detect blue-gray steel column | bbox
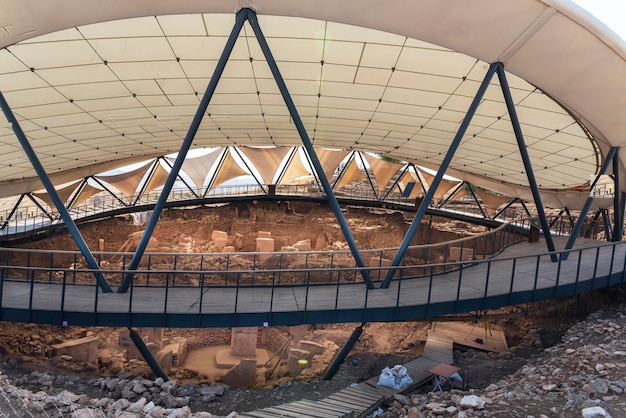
[246,9,373,288]
[0,91,113,293]
[129,329,168,381]
[613,148,623,241]
[380,63,498,288]
[118,10,247,293]
[496,63,557,262]
[561,149,617,259]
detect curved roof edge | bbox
[2,0,625,206]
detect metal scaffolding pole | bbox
[246,8,373,288]
[380,62,498,289]
[118,9,247,293]
[0,90,112,293]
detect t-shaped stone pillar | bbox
[230,327,258,358]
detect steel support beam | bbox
[133,159,160,206]
[357,152,379,199]
[562,147,618,259]
[274,147,298,185]
[246,9,373,288]
[380,62,498,288]
[331,152,356,189]
[0,194,25,230]
[322,323,364,380]
[118,9,247,293]
[203,149,229,197]
[496,63,557,262]
[383,164,410,200]
[91,176,128,207]
[467,184,488,218]
[232,147,267,193]
[128,329,168,381]
[0,90,112,293]
[162,158,199,198]
[25,193,55,222]
[613,149,623,241]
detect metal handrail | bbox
[0,239,623,325]
[0,183,595,240]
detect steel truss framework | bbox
[0,8,623,295]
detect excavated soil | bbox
[0,200,621,416]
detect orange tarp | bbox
[70,183,105,209]
[362,154,404,194]
[32,181,81,211]
[97,161,153,203]
[166,148,222,192]
[474,188,512,216]
[210,151,248,189]
[278,152,312,185]
[142,163,170,196]
[314,148,350,180]
[335,157,365,189]
[239,146,290,185]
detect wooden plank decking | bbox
[0,238,623,330]
[238,324,508,417]
[239,332,455,418]
[430,322,509,353]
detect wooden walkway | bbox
[0,237,624,328]
[238,323,510,417]
[239,333,455,418]
[430,321,509,353]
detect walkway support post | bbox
[128,329,168,381]
[0,91,112,293]
[118,10,247,293]
[496,63,557,262]
[246,9,373,288]
[322,323,364,380]
[380,62,498,289]
[562,147,618,259]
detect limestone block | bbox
[51,336,99,363]
[230,327,258,358]
[223,359,257,389]
[449,247,474,262]
[215,237,227,252]
[223,246,235,253]
[287,348,311,376]
[98,239,105,252]
[290,325,308,346]
[143,328,164,350]
[118,330,142,360]
[369,256,396,280]
[257,231,272,239]
[297,340,326,355]
[314,232,329,250]
[211,230,228,241]
[256,238,274,262]
[280,246,298,252]
[293,239,311,251]
[235,233,245,250]
[156,347,174,374]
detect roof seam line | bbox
[496,7,556,64]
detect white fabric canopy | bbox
[0,0,624,210]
